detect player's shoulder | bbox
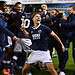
[10,11,17,18]
[41,24,52,32]
[10,11,17,15]
[41,24,50,29]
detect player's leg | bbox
[22,51,40,75]
[41,50,58,75]
[22,63,31,75]
[57,38,69,75]
[46,63,58,75]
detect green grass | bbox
[32,42,75,75]
[65,42,75,70]
[52,42,75,75]
[53,42,75,68]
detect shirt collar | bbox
[32,24,41,29]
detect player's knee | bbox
[22,67,28,73]
[48,68,58,75]
[22,64,30,74]
[22,67,28,75]
[49,67,56,72]
[47,65,56,73]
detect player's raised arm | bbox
[50,31,65,52]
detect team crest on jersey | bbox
[31,31,33,34]
[38,30,42,33]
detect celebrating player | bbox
[22,12,65,75]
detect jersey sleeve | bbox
[45,26,52,35]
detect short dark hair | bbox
[69,6,75,11]
[0,1,6,11]
[0,1,6,4]
[14,2,22,7]
[53,9,59,13]
[0,1,6,6]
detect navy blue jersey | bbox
[9,11,31,38]
[29,25,52,51]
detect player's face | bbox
[4,6,10,13]
[71,8,75,14]
[15,4,22,12]
[68,7,73,14]
[33,14,41,26]
[50,10,57,16]
[41,4,48,11]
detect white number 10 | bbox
[21,16,30,28]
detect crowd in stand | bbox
[0,1,75,75]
